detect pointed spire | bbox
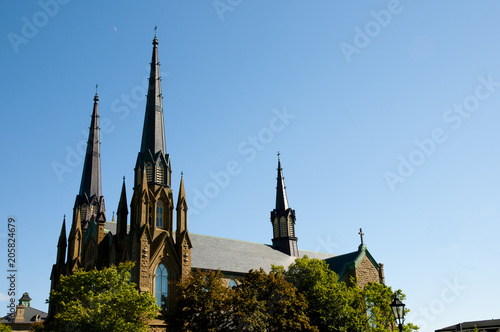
[275,152,289,211]
[57,217,67,265]
[176,172,191,265]
[79,92,102,200]
[67,206,82,270]
[176,173,188,233]
[118,176,128,214]
[177,172,186,209]
[58,216,67,249]
[117,176,128,240]
[140,30,166,157]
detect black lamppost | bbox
[389,293,405,332]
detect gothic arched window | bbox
[156,201,164,228]
[155,264,168,310]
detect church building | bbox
[49,33,385,330]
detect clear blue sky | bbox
[2,1,500,330]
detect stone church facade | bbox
[49,34,385,330]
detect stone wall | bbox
[355,255,380,289]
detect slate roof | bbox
[104,222,336,273]
[435,319,500,331]
[190,233,335,274]
[325,251,360,274]
[19,293,31,302]
[103,222,372,277]
[1,307,47,324]
[324,244,380,280]
[104,221,121,234]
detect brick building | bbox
[1,293,47,332]
[49,33,385,331]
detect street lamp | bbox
[389,293,405,332]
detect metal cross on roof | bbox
[358,228,364,245]
[154,25,157,36]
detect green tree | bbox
[278,256,365,331]
[173,269,235,331]
[30,322,46,332]
[279,256,419,332]
[0,323,12,332]
[174,268,317,331]
[47,261,159,332]
[361,282,418,332]
[234,268,317,332]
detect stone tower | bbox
[128,33,191,311]
[49,90,107,317]
[50,34,191,323]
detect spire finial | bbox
[358,228,364,245]
[94,84,99,101]
[123,176,125,181]
[181,171,183,178]
[152,26,159,45]
[277,151,280,160]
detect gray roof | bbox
[191,233,335,274]
[103,222,338,274]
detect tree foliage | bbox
[278,256,366,331]
[234,268,317,331]
[360,282,418,331]
[173,269,234,331]
[30,322,45,332]
[173,268,317,331]
[174,257,418,331]
[280,256,419,332]
[0,323,12,332]
[47,262,159,332]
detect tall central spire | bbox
[79,92,102,199]
[140,33,166,157]
[135,31,171,189]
